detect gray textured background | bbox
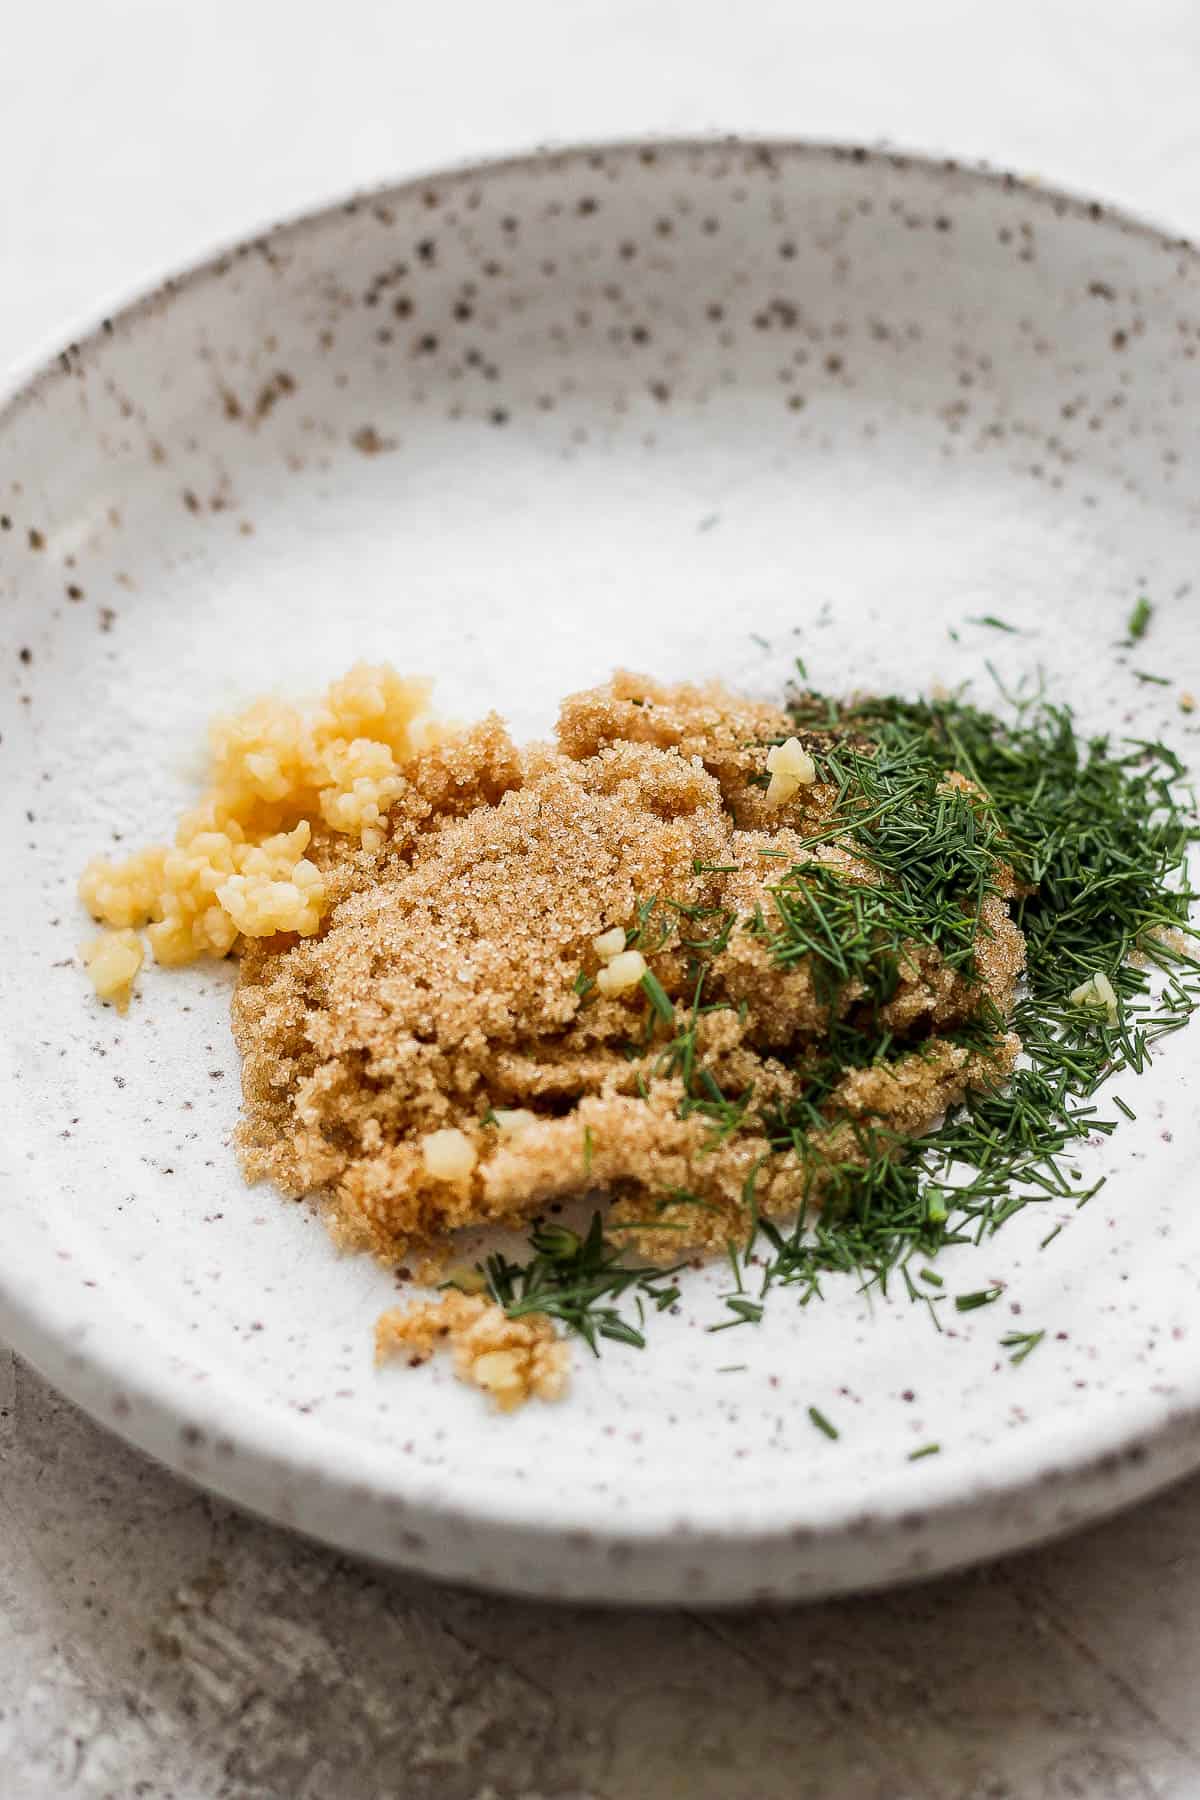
[5,1350,1200,1797]
[6,2,1200,1793]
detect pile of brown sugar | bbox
[232,668,1025,1284]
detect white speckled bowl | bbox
[2,140,1199,1605]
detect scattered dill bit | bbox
[1001,1328,1046,1365]
[1134,670,1170,686]
[968,614,1020,633]
[1039,1224,1064,1249]
[955,1287,1003,1313]
[582,1125,594,1177]
[808,1405,840,1440]
[717,1364,748,1373]
[750,633,771,650]
[573,968,594,998]
[1113,1095,1136,1120]
[919,1268,944,1287]
[908,1443,941,1461]
[795,654,808,681]
[1127,596,1153,641]
[709,1295,765,1332]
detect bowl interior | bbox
[2,141,1199,1601]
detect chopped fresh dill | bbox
[808,1405,840,1440]
[1128,597,1153,642]
[485,669,1197,1359]
[908,1442,941,1461]
[1134,670,1171,686]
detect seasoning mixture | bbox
[80,656,1198,1412]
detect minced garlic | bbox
[375,1290,570,1411]
[595,948,648,995]
[79,663,437,1006]
[493,1109,538,1136]
[764,736,816,807]
[592,926,627,961]
[421,1128,479,1183]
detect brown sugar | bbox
[231,669,1025,1272]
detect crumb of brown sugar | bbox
[376,1290,570,1410]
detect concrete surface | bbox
[5,1350,1200,1798]
[7,2,1200,1794]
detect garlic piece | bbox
[471,1349,526,1409]
[592,926,627,961]
[421,1127,478,1182]
[596,949,648,996]
[763,736,816,807]
[493,1108,538,1136]
[1069,971,1119,1025]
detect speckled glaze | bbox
[2,139,1198,1606]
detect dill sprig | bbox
[1001,1327,1046,1365]
[478,1213,684,1354]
